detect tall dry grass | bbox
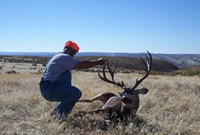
[0,71,200,134]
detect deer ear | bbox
[136,88,149,94]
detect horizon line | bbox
[0,51,200,55]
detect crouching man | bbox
[39,41,107,121]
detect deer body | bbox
[78,88,149,119]
[77,51,152,120]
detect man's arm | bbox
[73,58,107,69]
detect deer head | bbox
[98,51,152,110]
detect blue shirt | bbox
[42,53,79,82]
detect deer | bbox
[76,51,152,120]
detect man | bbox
[39,40,107,121]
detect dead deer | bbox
[77,51,152,120]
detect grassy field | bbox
[0,62,200,134]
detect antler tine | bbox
[146,51,152,70]
[121,81,126,88]
[148,51,152,70]
[140,57,147,71]
[107,60,118,81]
[132,51,152,90]
[98,63,110,82]
[98,61,125,88]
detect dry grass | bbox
[0,64,200,134]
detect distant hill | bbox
[0,52,200,68]
[0,55,178,72]
[152,54,200,68]
[75,56,179,72]
[0,52,56,57]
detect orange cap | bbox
[64,41,79,52]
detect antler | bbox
[98,60,126,88]
[98,51,152,91]
[132,51,152,90]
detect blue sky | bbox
[0,0,200,54]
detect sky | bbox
[0,0,200,54]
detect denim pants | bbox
[39,71,82,119]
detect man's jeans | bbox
[39,71,82,119]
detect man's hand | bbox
[97,58,108,65]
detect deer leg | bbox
[78,92,116,105]
[77,94,105,103]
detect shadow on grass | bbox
[57,114,164,134]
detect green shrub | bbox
[183,69,200,76]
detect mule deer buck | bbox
[77,51,152,120]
